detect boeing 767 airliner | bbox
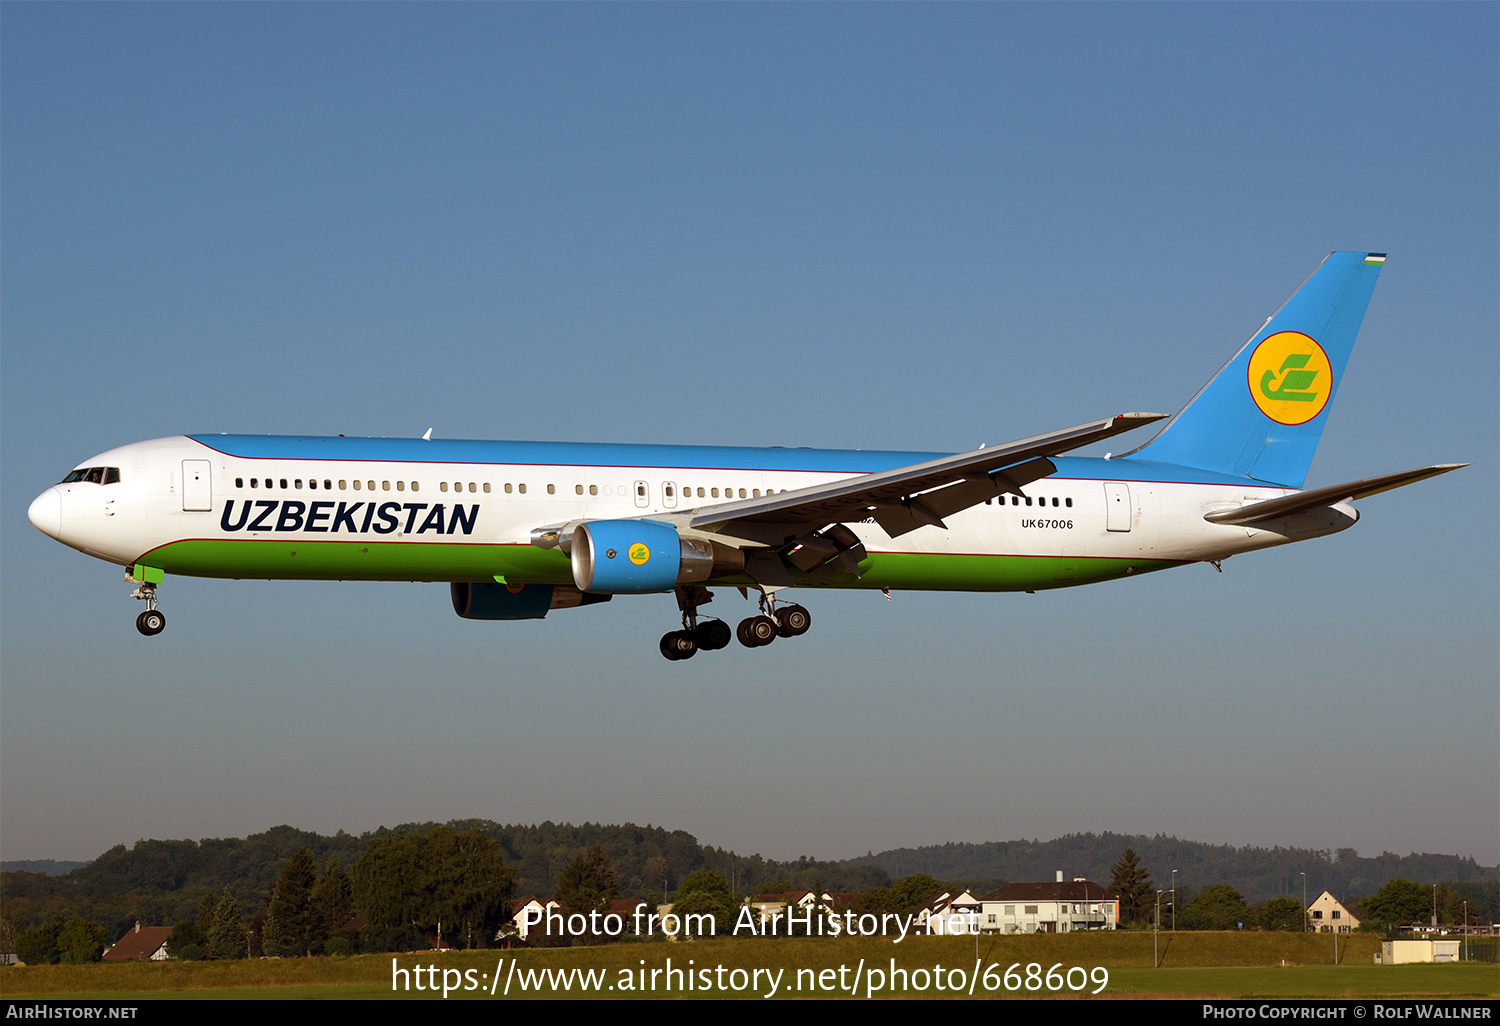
[28,252,1464,658]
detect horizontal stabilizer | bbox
[1204,464,1467,526]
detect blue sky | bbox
[3,4,1496,869]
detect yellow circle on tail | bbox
[1247,331,1331,425]
[628,543,650,565]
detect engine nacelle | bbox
[570,519,745,594]
[450,582,613,619]
[451,581,554,619]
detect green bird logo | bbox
[1259,354,1320,403]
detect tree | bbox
[353,825,514,949]
[15,918,63,965]
[56,917,107,964]
[207,888,248,959]
[890,874,947,912]
[666,870,738,938]
[311,855,353,941]
[1361,878,1431,929]
[1260,896,1307,932]
[1181,885,1252,931]
[265,848,319,956]
[166,917,206,958]
[1109,849,1156,925]
[554,846,618,920]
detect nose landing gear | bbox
[128,570,165,636]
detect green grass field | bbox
[4,933,1497,1000]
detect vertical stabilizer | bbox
[1126,251,1385,488]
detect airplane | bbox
[28,251,1464,659]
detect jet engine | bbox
[450,581,611,619]
[569,519,744,594]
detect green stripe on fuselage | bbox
[142,539,1182,591]
[141,539,576,583]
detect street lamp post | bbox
[1171,869,1177,931]
[1154,890,1163,968]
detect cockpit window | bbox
[60,467,121,485]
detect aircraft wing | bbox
[1203,464,1468,526]
[689,412,1167,541]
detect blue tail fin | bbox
[1126,251,1386,488]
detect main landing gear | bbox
[129,572,165,636]
[660,587,810,660]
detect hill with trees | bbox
[840,832,1496,907]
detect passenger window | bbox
[339,480,347,490]
[396,481,405,492]
[547,484,555,494]
[482,482,490,493]
[383,481,391,491]
[410,481,419,492]
[353,480,361,490]
[589,485,598,496]
[440,482,448,492]
[519,484,527,494]
[236,478,244,488]
[575,485,584,495]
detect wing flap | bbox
[690,412,1165,533]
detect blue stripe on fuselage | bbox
[188,435,942,474]
[187,436,1262,489]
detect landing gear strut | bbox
[660,586,733,661]
[735,591,811,649]
[130,576,165,636]
[659,586,810,660]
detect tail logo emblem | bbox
[1248,331,1331,425]
[629,542,651,565]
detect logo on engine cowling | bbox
[629,543,650,565]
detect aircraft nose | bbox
[28,487,61,540]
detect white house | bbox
[1307,890,1359,933]
[978,873,1118,933]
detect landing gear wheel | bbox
[659,630,697,661]
[777,604,811,638]
[739,616,777,647]
[694,619,732,651]
[136,610,166,636]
